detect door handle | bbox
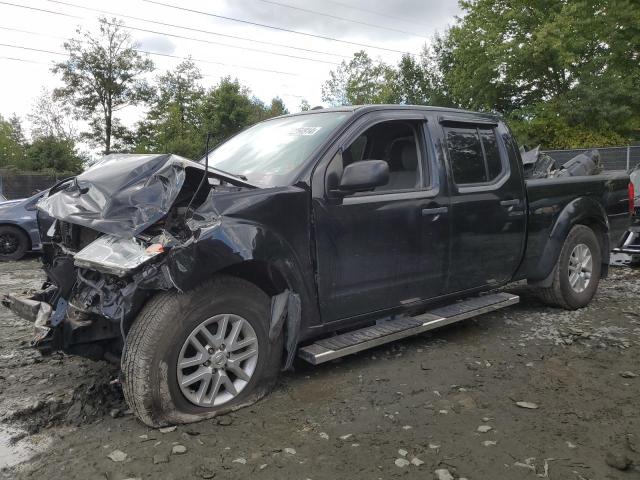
[500,199,520,207]
[421,206,448,216]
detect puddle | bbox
[0,425,48,470]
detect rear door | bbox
[311,111,450,323]
[431,116,526,292]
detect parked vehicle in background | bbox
[614,163,640,264]
[0,192,44,261]
[1,106,632,427]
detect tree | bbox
[135,59,205,158]
[134,72,290,157]
[321,51,398,106]
[267,97,288,117]
[0,114,26,170]
[321,49,453,108]
[299,99,311,111]
[28,89,77,141]
[25,136,84,174]
[199,77,283,147]
[8,114,26,147]
[0,113,83,173]
[53,17,154,154]
[434,0,640,146]
[393,52,452,106]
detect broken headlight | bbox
[74,235,164,276]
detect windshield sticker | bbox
[289,126,322,136]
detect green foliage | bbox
[321,50,452,108]
[200,77,264,146]
[299,99,311,111]
[436,0,640,147]
[322,51,399,106]
[28,89,77,141]
[134,59,205,158]
[24,136,84,174]
[321,2,639,149]
[134,66,290,158]
[52,17,154,154]
[0,114,83,174]
[0,114,26,170]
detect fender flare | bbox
[528,197,610,287]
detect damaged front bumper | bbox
[1,293,53,345]
[1,238,176,357]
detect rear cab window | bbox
[444,125,504,186]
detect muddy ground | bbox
[0,257,639,480]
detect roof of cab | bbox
[281,104,501,120]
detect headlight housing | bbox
[74,235,164,276]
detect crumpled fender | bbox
[528,196,610,284]
[161,186,319,340]
[166,218,308,297]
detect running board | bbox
[298,292,519,365]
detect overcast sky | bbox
[0,0,461,137]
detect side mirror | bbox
[335,160,389,194]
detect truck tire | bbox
[0,225,29,261]
[537,225,601,310]
[122,276,283,427]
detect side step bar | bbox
[298,292,519,365]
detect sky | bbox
[0,0,461,139]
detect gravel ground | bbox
[1,257,639,480]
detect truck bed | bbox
[517,171,630,281]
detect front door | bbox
[312,114,450,323]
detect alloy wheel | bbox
[568,243,593,293]
[177,314,259,407]
[0,233,19,255]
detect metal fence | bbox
[0,171,60,199]
[542,146,640,172]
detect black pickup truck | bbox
[2,105,631,427]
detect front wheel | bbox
[0,225,29,261]
[536,225,602,310]
[122,276,283,427]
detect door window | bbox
[445,126,503,185]
[343,121,423,192]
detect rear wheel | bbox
[537,225,601,309]
[122,276,283,427]
[0,226,29,261]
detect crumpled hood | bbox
[37,153,190,238]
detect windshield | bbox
[200,111,350,187]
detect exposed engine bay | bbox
[2,153,255,360]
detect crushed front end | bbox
[1,153,252,360]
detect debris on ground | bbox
[107,450,127,462]
[171,445,187,455]
[1,260,639,479]
[434,468,455,480]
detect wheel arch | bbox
[218,259,290,297]
[528,197,610,287]
[153,221,317,367]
